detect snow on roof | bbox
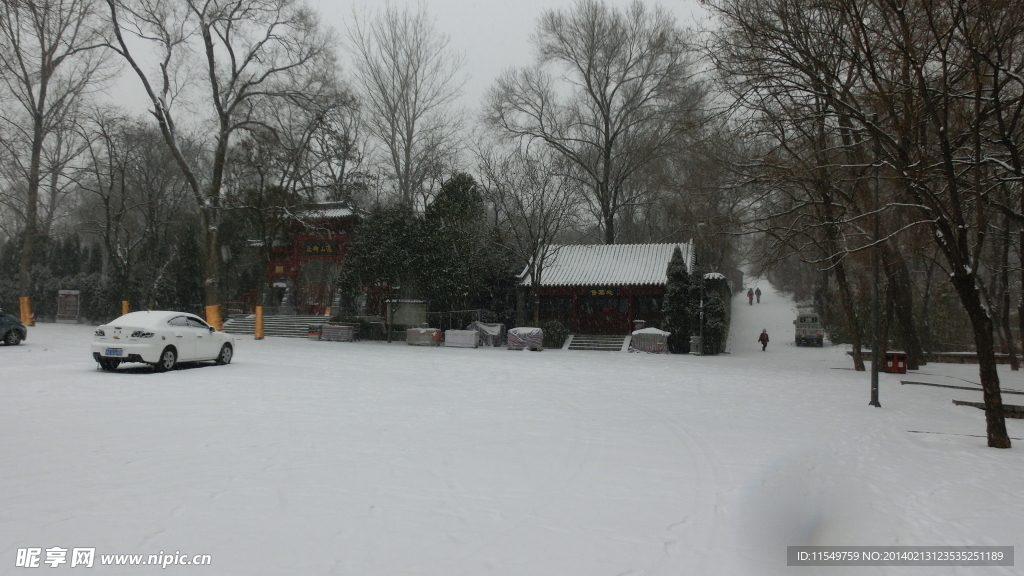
[245,239,286,248]
[523,242,693,287]
[104,311,186,327]
[303,202,354,220]
[633,327,671,336]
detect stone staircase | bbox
[566,334,631,352]
[223,314,330,339]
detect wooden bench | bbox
[952,400,1024,418]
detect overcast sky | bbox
[312,0,710,112]
[111,0,710,117]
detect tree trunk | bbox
[204,123,229,316]
[18,109,45,324]
[834,258,866,371]
[880,279,895,363]
[882,244,925,369]
[951,273,1011,448]
[603,212,615,245]
[385,293,393,343]
[202,207,220,307]
[1020,227,1024,372]
[998,221,1018,370]
[1019,203,1024,374]
[922,257,936,356]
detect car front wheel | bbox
[4,330,22,345]
[215,343,233,365]
[154,347,177,372]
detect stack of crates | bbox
[321,324,355,342]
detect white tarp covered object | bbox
[632,327,671,336]
[508,327,543,351]
[444,330,478,348]
[631,327,670,354]
[467,321,505,347]
[406,327,441,346]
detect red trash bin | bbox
[884,352,907,374]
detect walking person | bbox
[747,288,754,305]
[758,329,769,351]
[755,287,762,303]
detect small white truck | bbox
[793,310,824,347]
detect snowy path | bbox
[2,287,1023,575]
[726,279,801,355]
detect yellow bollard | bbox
[255,306,264,340]
[19,296,34,326]
[121,300,129,315]
[205,304,223,331]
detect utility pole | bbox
[870,114,881,407]
[696,221,706,356]
[698,273,704,356]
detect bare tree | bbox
[223,82,360,309]
[0,0,111,323]
[255,85,362,202]
[105,0,337,327]
[300,93,367,205]
[0,110,88,245]
[477,142,579,324]
[486,0,704,244]
[77,108,194,306]
[78,110,145,299]
[345,2,465,207]
[707,0,1016,448]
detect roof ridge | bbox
[550,242,688,246]
[525,241,693,287]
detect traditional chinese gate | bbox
[577,288,630,334]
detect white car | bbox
[92,311,235,372]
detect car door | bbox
[168,315,197,360]
[188,317,220,360]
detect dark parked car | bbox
[1,311,27,345]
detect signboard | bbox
[587,288,616,297]
[303,241,338,256]
[57,290,80,323]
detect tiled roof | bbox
[522,243,693,287]
[303,202,354,220]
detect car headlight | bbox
[94,329,105,337]
[130,330,154,338]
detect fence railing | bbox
[425,309,482,332]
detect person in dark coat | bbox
[755,287,762,303]
[758,329,769,351]
[747,288,754,305]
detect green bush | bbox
[540,320,568,349]
[662,246,693,353]
[701,292,727,355]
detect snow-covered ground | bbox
[2,284,1023,575]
